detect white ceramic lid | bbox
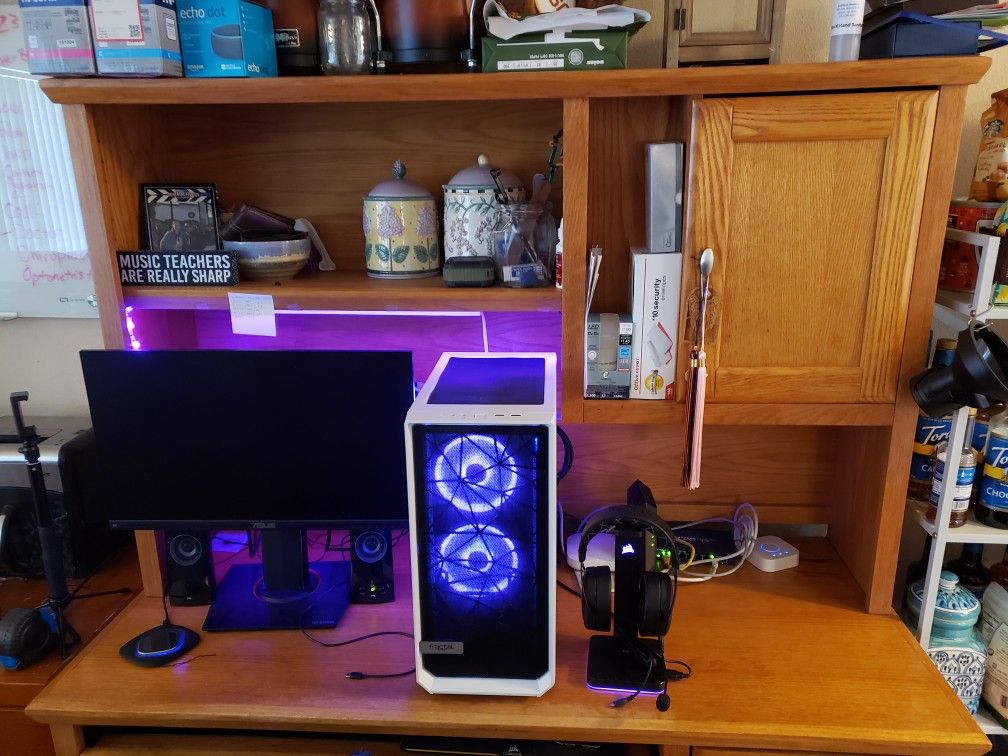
[368,160,432,199]
[446,154,522,190]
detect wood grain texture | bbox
[580,401,894,426]
[558,424,835,517]
[829,426,893,610]
[154,100,562,274]
[26,539,989,755]
[863,85,972,614]
[85,733,405,755]
[561,98,589,424]
[586,96,689,314]
[0,707,58,756]
[39,58,991,106]
[859,91,937,401]
[682,92,935,405]
[123,272,560,313]
[51,724,85,756]
[61,106,126,349]
[133,531,162,599]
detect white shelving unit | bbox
[913,227,1008,737]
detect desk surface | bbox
[0,547,141,709]
[26,538,989,755]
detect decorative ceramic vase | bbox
[906,570,988,714]
[443,154,525,261]
[363,160,440,278]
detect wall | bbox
[0,318,102,416]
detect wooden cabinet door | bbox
[681,91,938,404]
[680,0,775,48]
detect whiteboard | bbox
[0,5,95,319]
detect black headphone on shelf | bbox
[577,494,683,712]
[577,504,678,637]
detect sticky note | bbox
[228,293,276,337]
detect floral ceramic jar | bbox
[363,160,440,278]
[906,570,988,714]
[443,154,525,260]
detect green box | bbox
[482,30,628,73]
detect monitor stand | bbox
[203,530,350,632]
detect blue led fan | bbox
[433,434,520,514]
[424,432,538,605]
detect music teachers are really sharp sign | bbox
[117,251,238,286]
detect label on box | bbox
[985,623,1008,721]
[91,0,144,42]
[630,249,681,399]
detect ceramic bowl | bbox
[224,232,310,282]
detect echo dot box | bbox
[176,0,277,77]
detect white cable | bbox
[672,503,758,583]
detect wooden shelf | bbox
[39,58,989,106]
[581,400,895,426]
[121,271,561,313]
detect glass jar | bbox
[926,408,979,527]
[492,202,553,288]
[905,571,987,714]
[318,0,375,75]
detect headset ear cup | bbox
[638,571,673,637]
[581,566,612,632]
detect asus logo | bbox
[252,522,276,529]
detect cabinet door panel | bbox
[680,0,773,48]
[682,91,937,404]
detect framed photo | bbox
[142,184,221,252]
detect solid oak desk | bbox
[26,539,990,755]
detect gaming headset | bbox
[576,499,682,711]
[0,607,56,670]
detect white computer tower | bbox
[404,352,556,696]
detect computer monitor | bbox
[80,349,414,631]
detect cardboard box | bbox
[20,0,98,76]
[90,0,183,76]
[630,249,681,400]
[585,313,632,399]
[482,30,628,72]
[177,0,277,78]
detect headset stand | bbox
[586,635,666,694]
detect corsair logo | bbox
[252,522,276,529]
[621,544,635,555]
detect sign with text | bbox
[117,250,238,286]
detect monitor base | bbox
[203,560,350,632]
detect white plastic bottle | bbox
[829,0,867,61]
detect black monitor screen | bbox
[80,350,413,530]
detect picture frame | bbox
[141,183,221,252]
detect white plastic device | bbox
[747,536,799,572]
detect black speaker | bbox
[350,529,393,604]
[160,531,216,606]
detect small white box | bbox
[629,248,681,399]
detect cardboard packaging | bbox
[20,0,98,75]
[939,199,1000,293]
[630,249,681,400]
[482,30,628,72]
[585,312,632,399]
[177,0,277,78]
[90,0,183,76]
